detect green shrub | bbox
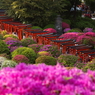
[1,60,17,68]
[3,34,18,39]
[82,63,95,72]
[82,38,92,46]
[31,26,43,30]
[0,34,4,40]
[62,19,71,25]
[11,47,37,63]
[44,24,55,29]
[37,51,51,57]
[0,40,10,54]
[67,29,81,33]
[72,28,82,32]
[28,44,43,53]
[12,55,29,63]
[21,38,37,47]
[75,62,85,69]
[58,54,79,67]
[82,58,95,72]
[0,30,7,36]
[35,55,57,65]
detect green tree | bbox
[84,0,95,12]
[0,0,67,27]
[63,0,81,19]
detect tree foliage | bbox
[84,0,95,12]
[0,0,67,27]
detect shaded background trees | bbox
[0,0,95,29]
[0,0,66,27]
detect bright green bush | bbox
[3,34,18,39]
[0,30,7,36]
[11,47,37,63]
[67,29,81,33]
[72,28,82,32]
[0,34,4,40]
[21,38,37,47]
[31,26,43,30]
[44,24,55,29]
[82,63,95,72]
[35,55,57,65]
[82,59,95,72]
[37,51,51,57]
[0,40,10,54]
[58,54,79,67]
[75,62,85,69]
[1,60,17,68]
[12,55,29,63]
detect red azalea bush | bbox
[12,55,29,63]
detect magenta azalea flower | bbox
[59,32,79,40]
[64,28,71,32]
[0,63,95,94]
[84,32,95,37]
[43,28,57,33]
[76,35,92,43]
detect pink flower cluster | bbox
[76,32,95,43]
[59,32,79,40]
[43,28,57,33]
[0,63,95,94]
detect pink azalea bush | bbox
[4,37,18,42]
[0,63,95,94]
[76,35,92,43]
[43,28,57,33]
[59,32,80,40]
[62,22,70,28]
[84,32,95,37]
[76,32,95,46]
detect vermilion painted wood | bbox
[52,39,74,49]
[79,50,95,62]
[61,42,77,54]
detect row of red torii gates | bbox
[0,10,95,63]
